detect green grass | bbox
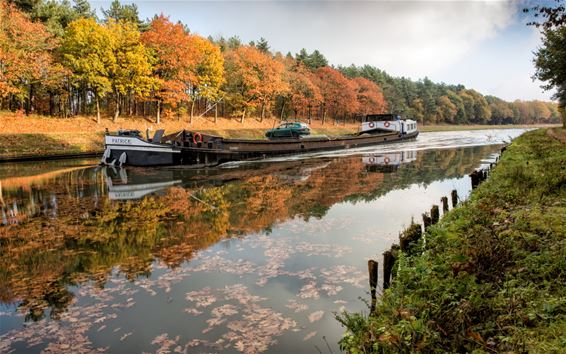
[337,128,566,353]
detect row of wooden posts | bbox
[367,189,459,312]
[367,147,505,312]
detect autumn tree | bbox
[352,77,387,116]
[60,18,113,123]
[0,1,60,114]
[107,20,155,121]
[223,46,288,122]
[142,15,193,123]
[188,34,224,122]
[141,16,224,123]
[314,66,358,124]
[287,63,322,122]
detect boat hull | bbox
[104,131,419,167]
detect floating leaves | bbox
[298,282,320,300]
[184,284,297,354]
[185,288,217,308]
[308,310,325,323]
[285,300,309,313]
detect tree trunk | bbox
[25,84,34,115]
[82,88,87,116]
[96,94,101,124]
[113,92,120,122]
[49,92,54,116]
[190,100,195,124]
[156,100,161,124]
[215,104,218,123]
[241,108,246,124]
[308,106,311,124]
[322,107,326,126]
[560,106,566,129]
[279,100,285,121]
[261,103,265,122]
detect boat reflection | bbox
[363,151,417,173]
[104,167,182,200]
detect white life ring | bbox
[369,157,375,163]
[369,122,375,128]
[384,157,390,164]
[384,121,391,128]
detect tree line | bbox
[0,0,560,126]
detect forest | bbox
[0,0,560,126]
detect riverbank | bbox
[337,128,566,352]
[0,112,557,161]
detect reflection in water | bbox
[362,150,417,173]
[0,137,511,353]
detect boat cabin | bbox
[360,114,418,135]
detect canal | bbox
[0,129,525,353]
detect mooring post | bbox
[382,249,395,290]
[368,260,378,313]
[422,212,431,230]
[451,189,458,208]
[470,170,479,189]
[400,223,422,253]
[441,196,449,214]
[431,205,440,225]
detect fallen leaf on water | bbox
[308,311,324,323]
[303,331,317,341]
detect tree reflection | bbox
[0,145,500,320]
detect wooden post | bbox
[368,260,378,313]
[383,246,398,290]
[470,170,479,189]
[431,205,439,225]
[399,223,422,253]
[422,212,431,230]
[441,196,449,214]
[451,189,458,208]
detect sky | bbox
[92,0,554,102]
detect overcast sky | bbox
[91,0,554,102]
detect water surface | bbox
[0,129,525,353]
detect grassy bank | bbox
[0,112,557,160]
[338,128,566,353]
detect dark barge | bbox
[101,114,419,167]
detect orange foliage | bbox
[314,67,358,119]
[141,15,196,106]
[0,2,59,98]
[352,77,388,115]
[287,63,322,119]
[224,46,288,119]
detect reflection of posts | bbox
[368,260,378,313]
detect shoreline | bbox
[0,113,558,163]
[338,128,566,352]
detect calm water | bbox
[0,129,525,353]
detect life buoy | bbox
[384,157,390,164]
[193,132,203,144]
[368,122,375,128]
[384,121,391,128]
[369,157,375,163]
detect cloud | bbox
[150,1,516,79]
